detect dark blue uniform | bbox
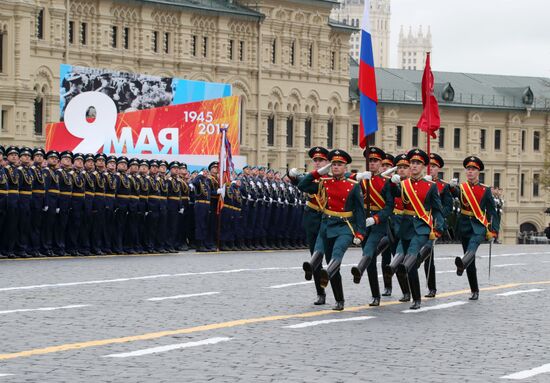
[103,170,117,253]
[55,167,73,255]
[42,166,59,256]
[113,170,131,254]
[0,166,8,257]
[30,165,46,256]
[5,164,20,257]
[192,173,211,252]
[125,173,140,253]
[67,170,85,256]
[17,165,33,256]
[166,174,182,252]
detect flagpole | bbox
[426,52,432,176]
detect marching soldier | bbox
[17,147,34,258]
[391,149,444,310]
[380,152,395,295]
[351,147,394,307]
[4,146,20,258]
[113,156,130,254]
[453,156,500,300]
[30,148,46,257]
[423,153,454,297]
[67,153,86,256]
[55,151,74,256]
[289,146,330,305]
[299,149,366,311]
[42,150,60,257]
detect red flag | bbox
[417,52,440,139]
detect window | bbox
[480,129,486,150]
[69,21,74,44]
[163,32,169,54]
[1,109,7,131]
[239,40,244,61]
[286,116,294,147]
[453,128,461,149]
[267,116,275,146]
[37,9,44,39]
[308,44,313,67]
[202,36,208,57]
[396,125,402,147]
[327,119,334,148]
[111,26,118,48]
[290,41,295,66]
[228,39,234,60]
[123,27,129,50]
[330,51,335,70]
[534,131,540,151]
[438,127,445,148]
[453,172,460,181]
[0,33,4,73]
[533,174,540,197]
[304,118,312,148]
[271,39,276,64]
[367,133,375,146]
[521,130,526,151]
[80,23,87,45]
[520,173,525,197]
[479,173,485,184]
[495,129,501,150]
[191,35,196,56]
[34,97,43,135]
[152,31,158,52]
[412,126,419,147]
[352,124,359,146]
[494,172,500,188]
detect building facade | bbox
[0,0,549,243]
[329,0,390,67]
[398,25,432,70]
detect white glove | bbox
[218,188,225,198]
[199,171,205,177]
[391,174,401,184]
[256,181,261,187]
[249,181,254,187]
[42,206,49,212]
[381,166,398,177]
[217,188,223,194]
[450,178,458,187]
[424,175,432,182]
[145,211,149,217]
[317,163,331,176]
[353,237,362,245]
[289,168,301,178]
[55,208,60,214]
[269,197,273,203]
[247,196,254,201]
[277,198,282,203]
[366,217,376,227]
[179,208,184,214]
[189,184,195,190]
[356,171,372,181]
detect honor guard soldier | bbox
[4,146,21,258]
[453,156,500,300]
[158,160,169,252]
[137,160,150,253]
[113,156,130,254]
[423,153,454,297]
[0,146,7,258]
[192,168,212,252]
[30,148,46,257]
[299,149,366,311]
[178,163,190,251]
[103,155,118,254]
[147,160,163,253]
[92,153,107,255]
[351,147,394,307]
[166,161,182,253]
[391,149,445,310]
[380,152,395,294]
[289,146,330,305]
[207,161,220,250]
[81,154,97,256]
[17,147,34,257]
[126,158,141,254]
[42,150,60,257]
[66,153,85,256]
[55,151,74,256]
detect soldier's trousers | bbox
[245,202,256,240]
[207,201,218,247]
[460,232,484,293]
[306,228,324,297]
[424,249,437,291]
[194,203,210,241]
[67,202,84,253]
[54,211,70,253]
[125,210,139,252]
[113,207,128,253]
[146,209,160,251]
[17,203,31,254]
[396,234,429,302]
[92,209,105,253]
[41,209,56,252]
[166,209,179,250]
[30,207,43,253]
[158,207,168,250]
[103,208,114,252]
[362,229,386,299]
[79,208,93,253]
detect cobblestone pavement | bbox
[1,244,550,382]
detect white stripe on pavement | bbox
[0,304,90,315]
[103,337,232,358]
[0,374,14,377]
[147,292,220,301]
[402,301,467,313]
[438,251,550,261]
[496,289,545,297]
[436,270,456,274]
[494,263,527,268]
[267,281,312,289]
[284,316,375,329]
[501,363,550,380]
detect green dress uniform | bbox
[453,156,500,300]
[299,149,366,311]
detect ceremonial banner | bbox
[46,94,240,156]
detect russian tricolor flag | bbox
[358,0,378,148]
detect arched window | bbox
[286,116,294,147]
[304,118,312,148]
[267,115,275,146]
[327,119,334,148]
[34,96,44,135]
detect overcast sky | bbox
[389,0,550,77]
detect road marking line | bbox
[147,292,220,301]
[496,289,544,297]
[436,270,455,274]
[494,263,527,268]
[438,251,550,261]
[0,280,546,361]
[103,337,231,358]
[402,301,467,313]
[0,374,14,377]
[501,363,550,380]
[267,281,312,289]
[284,316,375,329]
[0,304,90,315]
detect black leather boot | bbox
[314,294,326,305]
[455,251,475,276]
[399,293,411,302]
[351,255,373,284]
[369,297,380,306]
[469,292,479,300]
[409,300,421,310]
[303,251,324,281]
[332,301,345,311]
[320,259,341,289]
